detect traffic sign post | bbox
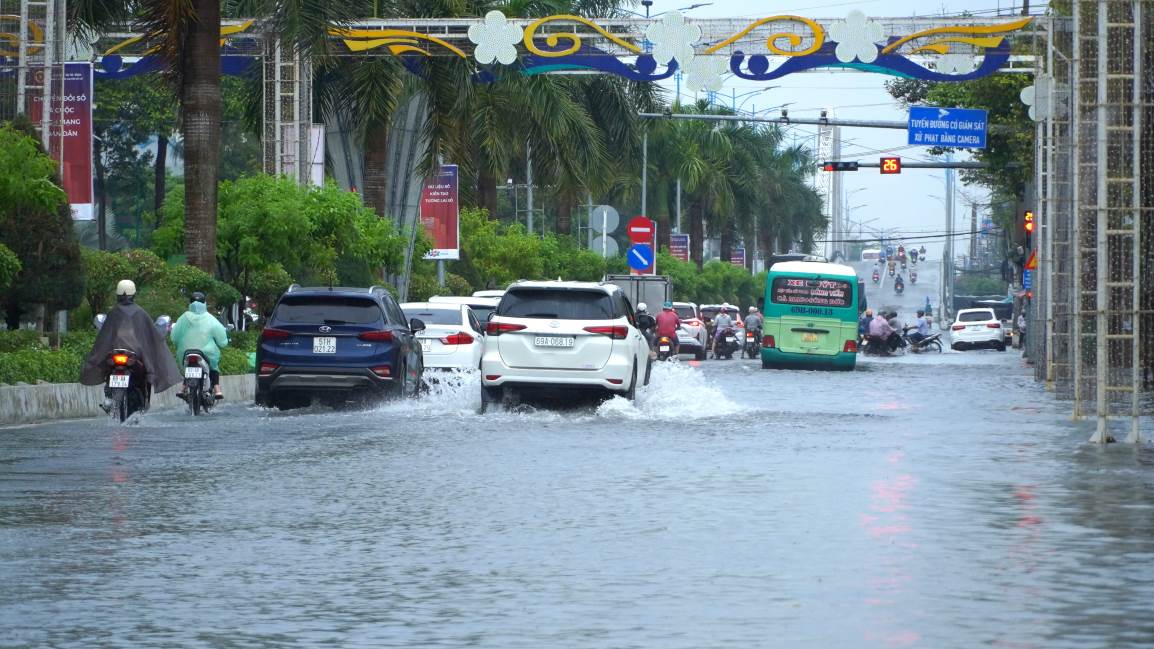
[626,216,656,275]
[627,216,655,242]
[1023,269,1033,290]
[908,106,988,149]
[669,233,689,262]
[627,244,654,271]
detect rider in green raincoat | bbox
[172,292,229,398]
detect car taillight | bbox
[486,322,526,336]
[370,365,391,377]
[359,330,394,342]
[584,325,629,339]
[762,335,775,348]
[485,374,501,381]
[186,354,201,365]
[442,332,475,345]
[987,322,1001,329]
[843,339,858,353]
[685,318,702,327]
[607,378,624,385]
[952,324,965,331]
[258,362,278,376]
[112,353,129,366]
[261,328,291,340]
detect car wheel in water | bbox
[480,385,502,414]
[274,395,309,411]
[997,343,1006,352]
[695,349,706,361]
[643,358,652,386]
[623,363,637,401]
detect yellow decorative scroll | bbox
[522,14,642,58]
[0,15,44,57]
[103,20,255,57]
[881,17,1031,55]
[330,28,467,58]
[912,36,1006,55]
[704,15,824,56]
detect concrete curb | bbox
[0,374,255,426]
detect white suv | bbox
[950,308,1006,351]
[480,281,652,409]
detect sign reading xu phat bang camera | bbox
[420,164,459,260]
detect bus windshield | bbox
[771,277,854,309]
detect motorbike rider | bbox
[910,269,918,283]
[907,310,930,345]
[635,302,658,349]
[172,291,230,400]
[859,308,874,337]
[744,306,763,334]
[81,279,182,408]
[713,306,736,353]
[868,311,894,351]
[654,301,681,356]
[910,248,919,263]
[887,259,896,275]
[920,245,927,256]
[894,274,905,292]
[887,311,905,351]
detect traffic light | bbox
[821,161,859,172]
[880,157,901,174]
[1023,210,1035,246]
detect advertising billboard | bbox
[29,62,94,220]
[420,164,459,260]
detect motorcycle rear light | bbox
[441,332,475,345]
[260,327,291,340]
[762,335,775,348]
[258,362,278,376]
[112,353,129,366]
[952,325,965,331]
[986,322,1001,329]
[486,322,526,336]
[746,333,755,340]
[370,365,392,378]
[186,354,202,365]
[843,339,858,353]
[584,325,629,339]
[359,330,394,342]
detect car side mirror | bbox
[410,318,426,333]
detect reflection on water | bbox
[0,353,1152,648]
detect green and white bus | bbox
[760,261,859,371]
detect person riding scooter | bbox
[172,291,230,400]
[894,274,905,294]
[654,302,681,357]
[872,268,880,284]
[910,269,918,284]
[635,302,658,349]
[867,311,895,354]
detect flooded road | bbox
[3,349,1154,647]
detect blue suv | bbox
[255,285,425,410]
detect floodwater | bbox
[2,347,1153,648]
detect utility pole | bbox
[525,141,534,234]
[970,203,978,268]
[641,130,648,217]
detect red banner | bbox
[420,164,459,260]
[29,62,94,220]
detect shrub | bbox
[0,348,84,385]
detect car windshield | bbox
[958,310,995,322]
[674,306,696,319]
[500,289,615,320]
[402,308,462,326]
[274,296,383,325]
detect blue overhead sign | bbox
[908,106,988,149]
[626,244,654,271]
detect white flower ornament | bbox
[827,10,884,64]
[683,56,728,92]
[468,11,523,65]
[1020,74,1069,121]
[937,52,975,75]
[646,11,702,67]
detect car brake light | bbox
[258,362,278,376]
[359,330,394,342]
[686,318,702,327]
[485,374,501,381]
[987,322,1001,329]
[370,365,391,377]
[952,324,965,331]
[442,332,475,345]
[584,325,629,339]
[261,328,291,340]
[186,354,201,365]
[607,378,624,385]
[843,339,857,353]
[762,335,775,348]
[112,353,129,366]
[486,322,526,336]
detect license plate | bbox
[969,326,982,331]
[108,374,130,388]
[801,332,819,343]
[184,367,203,379]
[746,334,755,341]
[726,336,736,343]
[659,345,670,352]
[313,336,337,353]
[534,336,575,348]
[420,340,432,353]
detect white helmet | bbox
[748,306,757,313]
[637,302,648,313]
[116,279,137,297]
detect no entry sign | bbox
[627,216,655,243]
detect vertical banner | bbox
[731,247,746,267]
[420,164,460,260]
[30,62,94,220]
[669,233,690,262]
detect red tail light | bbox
[584,325,629,339]
[685,318,702,327]
[843,339,858,353]
[370,365,391,377]
[261,327,291,340]
[485,374,502,381]
[186,354,202,365]
[112,353,129,366]
[952,324,965,331]
[762,335,776,348]
[607,378,624,385]
[658,336,671,344]
[986,322,1002,329]
[258,362,278,376]
[486,322,526,336]
[746,332,755,340]
[359,330,394,342]
[441,332,475,345]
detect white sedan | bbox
[949,307,1006,351]
[400,302,486,370]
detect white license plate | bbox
[534,336,575,348]
[801,332,819,343]
[184,367,203,379]
[420,340,432,353]
[108,374,130,388]
[726,336,736,343]
[659,345,670,352]
[969,326,982,331]
[313,336,337,354]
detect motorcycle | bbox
[713,327,740,360]
[179,349,216,415]
[743,328,762,359]
[889,267,896,277]
[910,271,918,285]
[894,281,905,295]
[861,335,901,356]
[901,262,907,271]
[655,335,676,361]
[903,327,943,353]
[102,349,150,422]
[872,271,880,284]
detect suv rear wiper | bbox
[521,313,558,318]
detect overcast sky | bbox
[643,0,1037,257]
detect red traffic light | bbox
[821,161,859,172]
[1024,210,1035,233]
[880,157,901,174]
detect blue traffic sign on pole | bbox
[1023,270,1033,290]
[626,244,654,271]
[908,106,988,149]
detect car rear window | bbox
[771,277,853,308]
[958,310,995,322]
[402,307,462,326]
[674,306,696,319]
[499,289,615,320]
[469,305,496,322]
[274,296,383,325]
